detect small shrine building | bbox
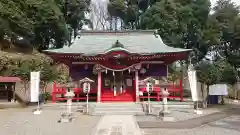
[44,30,191,103]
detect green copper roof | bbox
[44,30,191,56]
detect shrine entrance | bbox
[101,70,136,102]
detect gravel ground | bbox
[141,115,240,135]
[137,106,224,122]
[0,107,101,135]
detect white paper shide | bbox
[30,72,40,102]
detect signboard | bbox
[146,83,153,92]
[30,72,40,102]
[83,83,90,93]
[188,70,198,101]
[209,84,228,95]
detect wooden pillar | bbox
[180,79,183,102]
[12,83,16,102]
[52,82,57,103]
[135,70,139,102]
[97,71,102,102]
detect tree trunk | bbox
[114,17,117,30]
[23,82,27,96]
[43,82,48,93]
[110,17,113,30]
[203,85,209,108]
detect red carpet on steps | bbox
[101,91,135,102]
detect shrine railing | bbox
[51,82,97,103]
[139,80,183,102]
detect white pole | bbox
[67,98,72,114]
[97,72,101,102]
[37,98,40,111]
[86,93,89,114]
[148,92,151,114]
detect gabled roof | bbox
[0,76,21,83]
[44,30,191,56]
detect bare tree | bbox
[90,0,110,30]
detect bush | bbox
[42,92,51,102]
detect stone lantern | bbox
[159,87,174,121]
[65,82,75,114]
[140,77,157,114]
[59,82,75,123]
[160,88,170,114]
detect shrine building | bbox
[44,30,191,103]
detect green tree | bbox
[40,63,59,93]
[210,0,240,70]
[140,0,212,64]
[196,59,237,107]
[0,0,90,50]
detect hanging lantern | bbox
[105,69,108,74]
[93,70,97,75]
[135,64,142,70]
[128,68,131,73]
[84,64,88,70]
[113,71,115,76]
[140,68,146,74]
[94,64,102,71]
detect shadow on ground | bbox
[138,108,240,129]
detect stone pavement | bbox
[91,115,142,135]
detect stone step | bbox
[94,107,143,112]
[91,111,146,116]
[91,103,144,115]
[96,102,142,107]
[152,104,193,109]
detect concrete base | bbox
[33,110,42,115]
[159,111,175,121]
[59,117,73,123]
[58,113,75,123]
[233,100,239,103]
[194,109,203,115]
[162,116,175,121]
[159,110,171,116]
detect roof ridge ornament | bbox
[111,40,124,48]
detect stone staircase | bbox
[90,103,146,115]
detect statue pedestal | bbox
[159,110,174,121]
[59,113,74,123]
